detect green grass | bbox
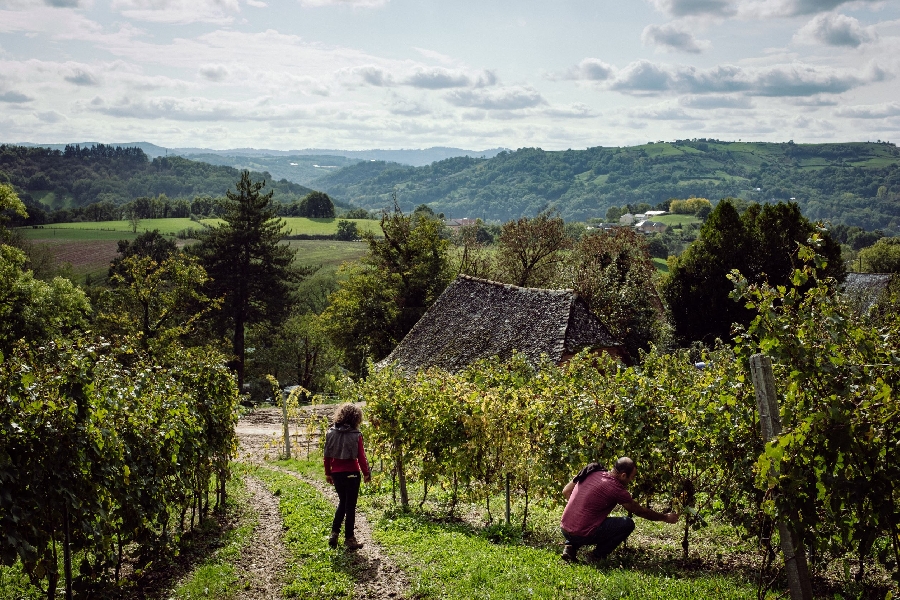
[281,217,381,236]
[272,454,771,600]
[371,512,758,599]
[169,473,256,600]
[0,564,42,600]
[237,464,355,599]
[653,258,669,273]
[35,218,207,235]
[653,214,701,226]
[287,240,368,268]
[15,227,142,242]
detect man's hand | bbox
[364,474,372,484]
[662,512,680,524]
[326,475,334,485]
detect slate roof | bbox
[842,272,896,312]
[377,275,621,373]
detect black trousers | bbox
[331,471,361,538]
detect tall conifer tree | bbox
[191,171,302,389]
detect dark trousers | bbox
[331,471,361,538]
[562,516,635,559]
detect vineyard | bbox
[0,339,239,597]
[343,255,900,597]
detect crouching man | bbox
[560,456,679,563]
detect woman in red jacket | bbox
[324,403,371,549]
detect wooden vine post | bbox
[749,354,814,600]
[282,388,291,460]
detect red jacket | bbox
[324,434,370,477]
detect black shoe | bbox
[328,532,339,548]
[561,545,579,563]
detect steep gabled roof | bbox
[842,272,896,312]
[377,275,620,373]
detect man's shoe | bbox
[586,548,608,562]
[328,532,339,548]
[561,545,579,563]
[345,536,364,550]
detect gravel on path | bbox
[234,476,287,600]
[237,408,408,600]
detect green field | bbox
[286,240,368,268]
[19,217,381,238]
[280,217,381,236]
[653,214,702,226]
[30,218,210,235]
[14,219,375,280]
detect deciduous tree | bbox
[495,212,570,288]
[662,199,844,346]
[322,203,450,375]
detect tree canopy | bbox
[322,204,451,375]
[662,200,845,346]
[190,171,306,388]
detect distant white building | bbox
[619,212,635,225]
[645,210,667,217]
[635,220,667,234]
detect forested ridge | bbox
[315,140,900,229]
[0,143,317,210]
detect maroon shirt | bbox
[323,434,370,477]
[561,471,633,537]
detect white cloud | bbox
[111,0,240,24]
[560,58,616,81]
[630,103,700,120]
[0,90,33,102]
[36,109,66,122]
[642,23,711,53]
[543,103,597,119]
[835,101,900,118]
[679,94,753,108]
[568,58,890,97]
[65,67,100,86]
[198,63,229,81]
[647,0,883,19]
[795,13,876,47]
[445,86,546,110]
[87,94,325,121]
[296,0,388,7]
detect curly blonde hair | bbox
[332,403,363,428]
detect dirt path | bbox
[234,476,287,600]
[237,407,409,600]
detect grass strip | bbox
[169,472,255,600]
[372,512,759,600]
[237,463,355,599]
[272,456,764,600]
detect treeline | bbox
[0,143,330,214]
[10,189,355,227]
[314,141,900,229]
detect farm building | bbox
[377,275,623,374]
[842,272,897,312]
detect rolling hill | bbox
[312,140,900,230]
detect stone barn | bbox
[377,275,623,373]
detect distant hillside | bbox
[183,153,363,186]
[13,141,509,169]
[0,144,321,211]
[314,141,900,230]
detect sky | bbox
[1,0,899,151]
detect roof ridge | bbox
[456,273,575,293]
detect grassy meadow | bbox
[14,217,377,280]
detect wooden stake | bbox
[749,354,814,600]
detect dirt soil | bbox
[237,406,408,600]
[234,477,287,600]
